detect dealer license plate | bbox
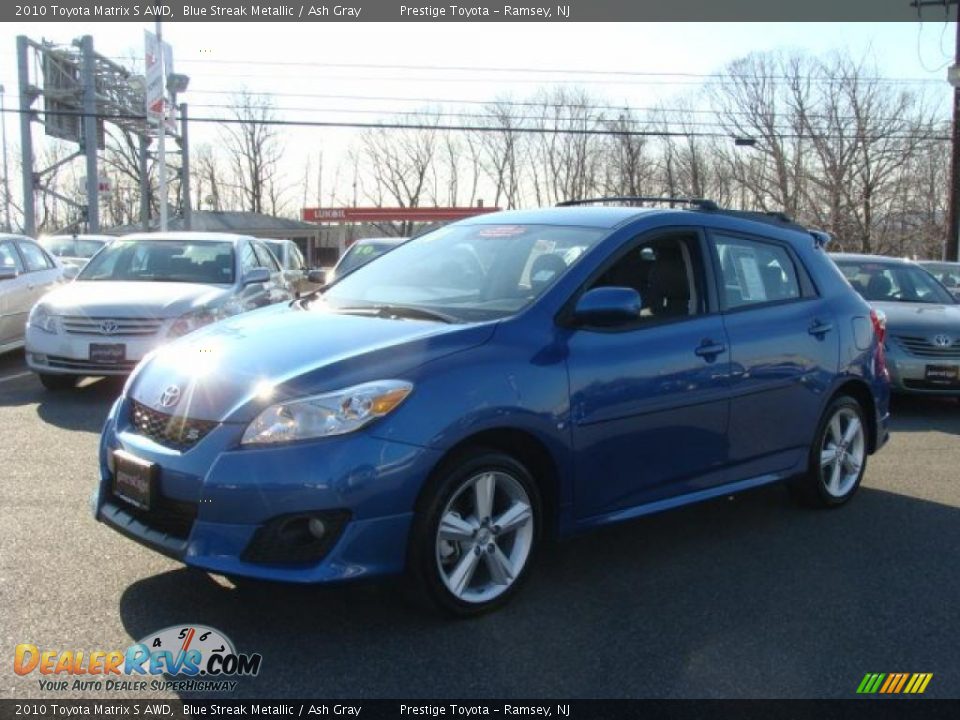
[90,343,126,364]
[112,450,155,510]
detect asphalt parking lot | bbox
[1,348,958,700]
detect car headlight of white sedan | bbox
[168,307,225,338]
[27,304,60,334]
[241,380,413,445]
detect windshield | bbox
[836,260,956,304]
[920,262,960,288]
[335,240,400,277]
[77,239,236,284]
[321,223,607,321]
[41,236,107,259]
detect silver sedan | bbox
[0,234,65,355]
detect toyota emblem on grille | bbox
[99,319,119,335]
[933,334,953,348]
[159,385,182,408]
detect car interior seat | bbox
[646,245,690,316]
[865,273,893,301]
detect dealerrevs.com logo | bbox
[14,625,262,693]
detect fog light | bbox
[307,517,327,540]
[32,353,48,364]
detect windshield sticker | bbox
[477,226,529,238]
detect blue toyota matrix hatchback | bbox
[95,199,890,615]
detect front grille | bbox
[46,355,138,373]
[106,489,197,539]
[61,316,164,337]
[131,400,218,449]
[893,335,960,359]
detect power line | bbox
[169,57,946,84]
[187,88,950,125]
[1,107,950,142]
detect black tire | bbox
[406,447,542,617]
[789,395,868,508]
[38,373,78,391]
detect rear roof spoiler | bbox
[809,230,832,249]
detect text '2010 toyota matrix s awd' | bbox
[95,199,890,616]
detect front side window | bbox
[715,235,801,309]
[321,224,607,321]
[77,240,236,284]
[18,241,54,273]
[254,242,281,272]
[587,232,704,323]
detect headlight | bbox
[27,304,60,334]
[241,380,413,446]
[168,307,223,338]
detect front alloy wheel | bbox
[436,470,534,604]
[408,449,541,616]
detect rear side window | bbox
[0,241,24,273]
[18,241,54,272]
[714,235,800,309]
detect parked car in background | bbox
[262,238,317,296]
[834,253,960,396]
[95,201,889,616]
[918,260,960,301]
[327,236,407,283]
[0,234,65,354]
[39,234,113,279]
[25,232,294,389]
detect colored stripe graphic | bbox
[857,673,933,694]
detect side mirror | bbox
[242,267,271,286]
[571,287,642,327]
[307,268,326,285]
[0,267,18,281]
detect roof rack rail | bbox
[556,196,720,211]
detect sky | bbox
[0,21,956,212]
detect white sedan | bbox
[26,232,294,390]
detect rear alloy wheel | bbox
[38,373,78,391]
[791,396,867,508]
[408,449,541,616]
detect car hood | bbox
[127,302,497,423]
[872,301,960,333]
[39,281,234,318]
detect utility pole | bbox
[156,21,168,232]
[914,1,960,261]
[179,102,191,231]
[0,85,11,232]
[80,35,99,233]
[17,36,35,237]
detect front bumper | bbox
[886,352,960,396]
[94,396,440,583]
[26,326,170,376]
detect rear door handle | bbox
[808,320,834,337]
[695,341,726,359]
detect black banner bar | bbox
[2,700,960,720]
[2,0,957,23]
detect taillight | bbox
[870,308,889,379]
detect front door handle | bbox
[808,320,834,337]
[695,340,726,360]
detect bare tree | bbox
[220,91,285,215]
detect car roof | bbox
[0,233,35,242]
[117,231,253,244]
[918,259,960,267]
[831,253,919,266]
[41,234,114,242]
[354,236,407,246]
[460,206,656,229]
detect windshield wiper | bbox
[336,304,457,324]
